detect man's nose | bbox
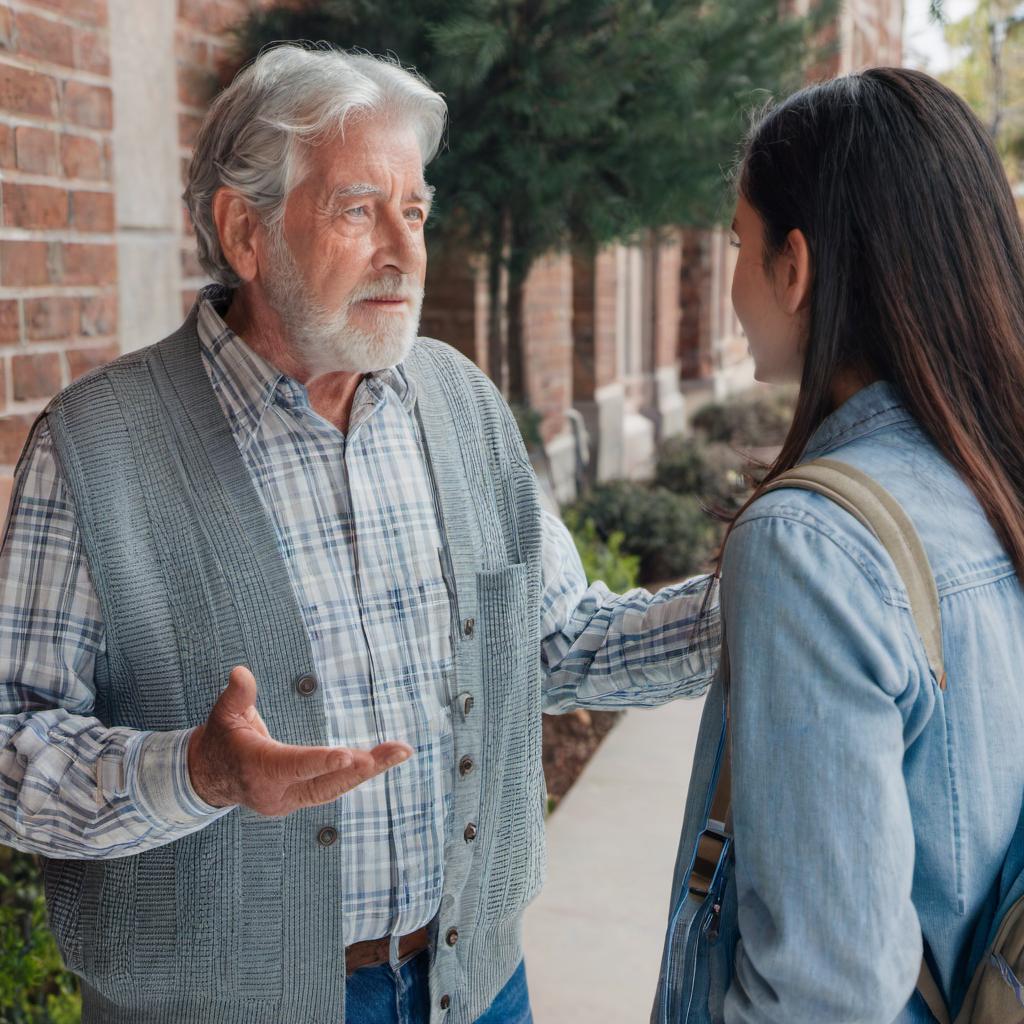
[371,212,423,276]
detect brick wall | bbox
[520,251,572,445]
[176,0,255,315]
[0,0,116,506]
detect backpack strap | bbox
[685,457,950,1019]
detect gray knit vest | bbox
[36,309,546,1024]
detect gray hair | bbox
[183,43,448,288]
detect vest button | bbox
[445,927,459,946]
[463,822,477,842]
[295,673,317,696]
[462,695,474,716]
[463,617,475,637]
[440,994,451,1010]
[459,756,474,777]
[317,826,338,847]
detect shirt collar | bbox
[194,284,418,449]
[800,380,913,462]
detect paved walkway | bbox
[523,697,706,1023]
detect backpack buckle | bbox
[687,821,732,901]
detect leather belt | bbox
[345,926,430,977]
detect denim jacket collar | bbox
[800,380,913,463]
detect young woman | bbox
[653,68,1024,1023]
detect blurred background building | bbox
[0,0,901,514]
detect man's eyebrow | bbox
[327,183,385,205]
[407,184,436,206]
[325,182,436,207]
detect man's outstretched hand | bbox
[187,665,412,816]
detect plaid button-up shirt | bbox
[0,286,718,942]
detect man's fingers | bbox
[279,742,414,810]
[216,665,259,718]
[258,740,354,783]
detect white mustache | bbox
[348,278,423,304]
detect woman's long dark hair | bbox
[718,67,1024,580]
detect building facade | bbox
[0,0,902,513]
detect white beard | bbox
[263,224,424,376]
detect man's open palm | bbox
[187,665,413,816]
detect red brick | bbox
[79,292,116,336]
[12,352,63,401]
[1,241,53,286]
[178,65,214,110]
[63,81,112,130]
[74,27,109,75]
[0,65,58,118]
[61,133,105,180]
[0,7,13,51]
[0,301,19,346]
[3,183,68,230]
[25,297,76,341]
[179,111,203,148]
[0,124,14,169]
[24,0,107,29]
[66,342,118,380]
[15,126,59,175]
[71,190,113,232]
[178,0,246,35]
[61,242,115,285]
[16,11,74,68]
[0,415,39,465]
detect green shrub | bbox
[567,482,717,583]
[691,387,796,446]
[0,848,80,1024]
[562,510,640,592]
[654,436,749,509]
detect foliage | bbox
[567,481,716,583]
[234,0,837,397]
[940,0,1024,179]
[689,387,795,447]
[0,848,80,1024]
[562,509,640,592]
[509,402,543,451]
[653,436,749,510]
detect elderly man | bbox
[0,44,718,1024]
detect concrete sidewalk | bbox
[523,698,706,1024]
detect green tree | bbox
[233,0,835,400]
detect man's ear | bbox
[779,227,812,315]
[212,188,261,283]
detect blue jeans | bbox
[345,952,532,1024]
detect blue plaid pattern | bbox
[0,284,720,943]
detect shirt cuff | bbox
[130,727,234,827]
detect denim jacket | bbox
[653,381,1024,1023]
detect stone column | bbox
[109,0,181,353]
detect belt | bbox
[345,927,431,977]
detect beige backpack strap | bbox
[917,960,952,1024]
[762,457,946,690]
[685,458,951,1019]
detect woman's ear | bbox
[779,227,812,315]
[212,187,260,283]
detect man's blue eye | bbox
[347,206,368,218]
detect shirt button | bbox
[463,618,475,637]
[459,756,474,777]
[295,673,317,696]
[317,826,338,847]
[462,695,475,716]
[440,994,451,1010]
[463,822,477,843]
[445,927,459,946]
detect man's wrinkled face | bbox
[260,115,433,375]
